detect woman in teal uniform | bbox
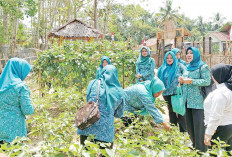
[123,77,170,131]
[0,58,34,144]
[158,51,187,132]
[171,48,186,66]
[179,47,211,152]
[95,56,111,79]
[136,47,155,83]
[78,65,125,148]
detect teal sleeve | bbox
[192,65,211,86]
[95,68,100,79]
[20,85,34,115]
[86,80,96,101]
[114,98,124,118]
[180,63,187,75]
[136,63,140,75]
[139,95,164,124]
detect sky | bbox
[118,0,232,22]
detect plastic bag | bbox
[171,86,185,116]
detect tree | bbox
[94,0,97,29]
[211,12,226,30]
[0,0,36,56]
[156,0,180,27]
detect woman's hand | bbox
[162,121,170,131]
[183,79,193,84]
[178,76,184,84]
[204,134,212,146]
[137,74,142,79]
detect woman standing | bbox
[95,56,111,79]
[204,63,232,151]
[136,47,155,83]
[179,47,211,152]
[78,65,125,148]
[0,58,34,144]
[157,51,187,132]
[123,77,170,131]
[171,48,186,66]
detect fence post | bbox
[174,37,177,48]
[38,68,42,97]
[203,37,205,54]
[122,54,125,89]
[209,37,212,54]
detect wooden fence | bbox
[201,54,232,68]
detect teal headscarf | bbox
[100,56,111,69]
[186,47,205,71]
[171,48,186,65]
[0,58,32,94]
[157,51,178,89]
[139,77,165,96]
[88,65,124,112]
[136,46,152,65]
[96,56,111,79]
[136,77,165,116]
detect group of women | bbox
[0,46,232,154]
[78,46,232,153]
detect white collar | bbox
[216,83,226,89]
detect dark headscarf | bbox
[211,63,232,91]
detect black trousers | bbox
[186,107,207,152]
[163,95,187,132]
[211,124,232,151]
[80,135,113,149]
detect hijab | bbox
[186,47,205,71]
[87,65,124,111]
[171,48,186,65]
[136,46,152,65]
[100,56,111,69]
[157,51,178,89]
[0,58,31,94]
[211,63,232,91]
[139,77,165,96]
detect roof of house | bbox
[210,32,229,41]
[138,38,157,48]
[48,19,104,39]
[219,22,232,32]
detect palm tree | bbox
[211,12,226,30]
[156,0,180,28]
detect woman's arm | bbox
[114,98,124,118]
[95,68,100,79]
[20,85,34,115]
[205,92,227,136]
[139,95,164,124]
[192,65,211,87]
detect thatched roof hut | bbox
[48,19,104,41]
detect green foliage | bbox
[212,43,220,54]
[33,40,138,90]
[1,82,232,156]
